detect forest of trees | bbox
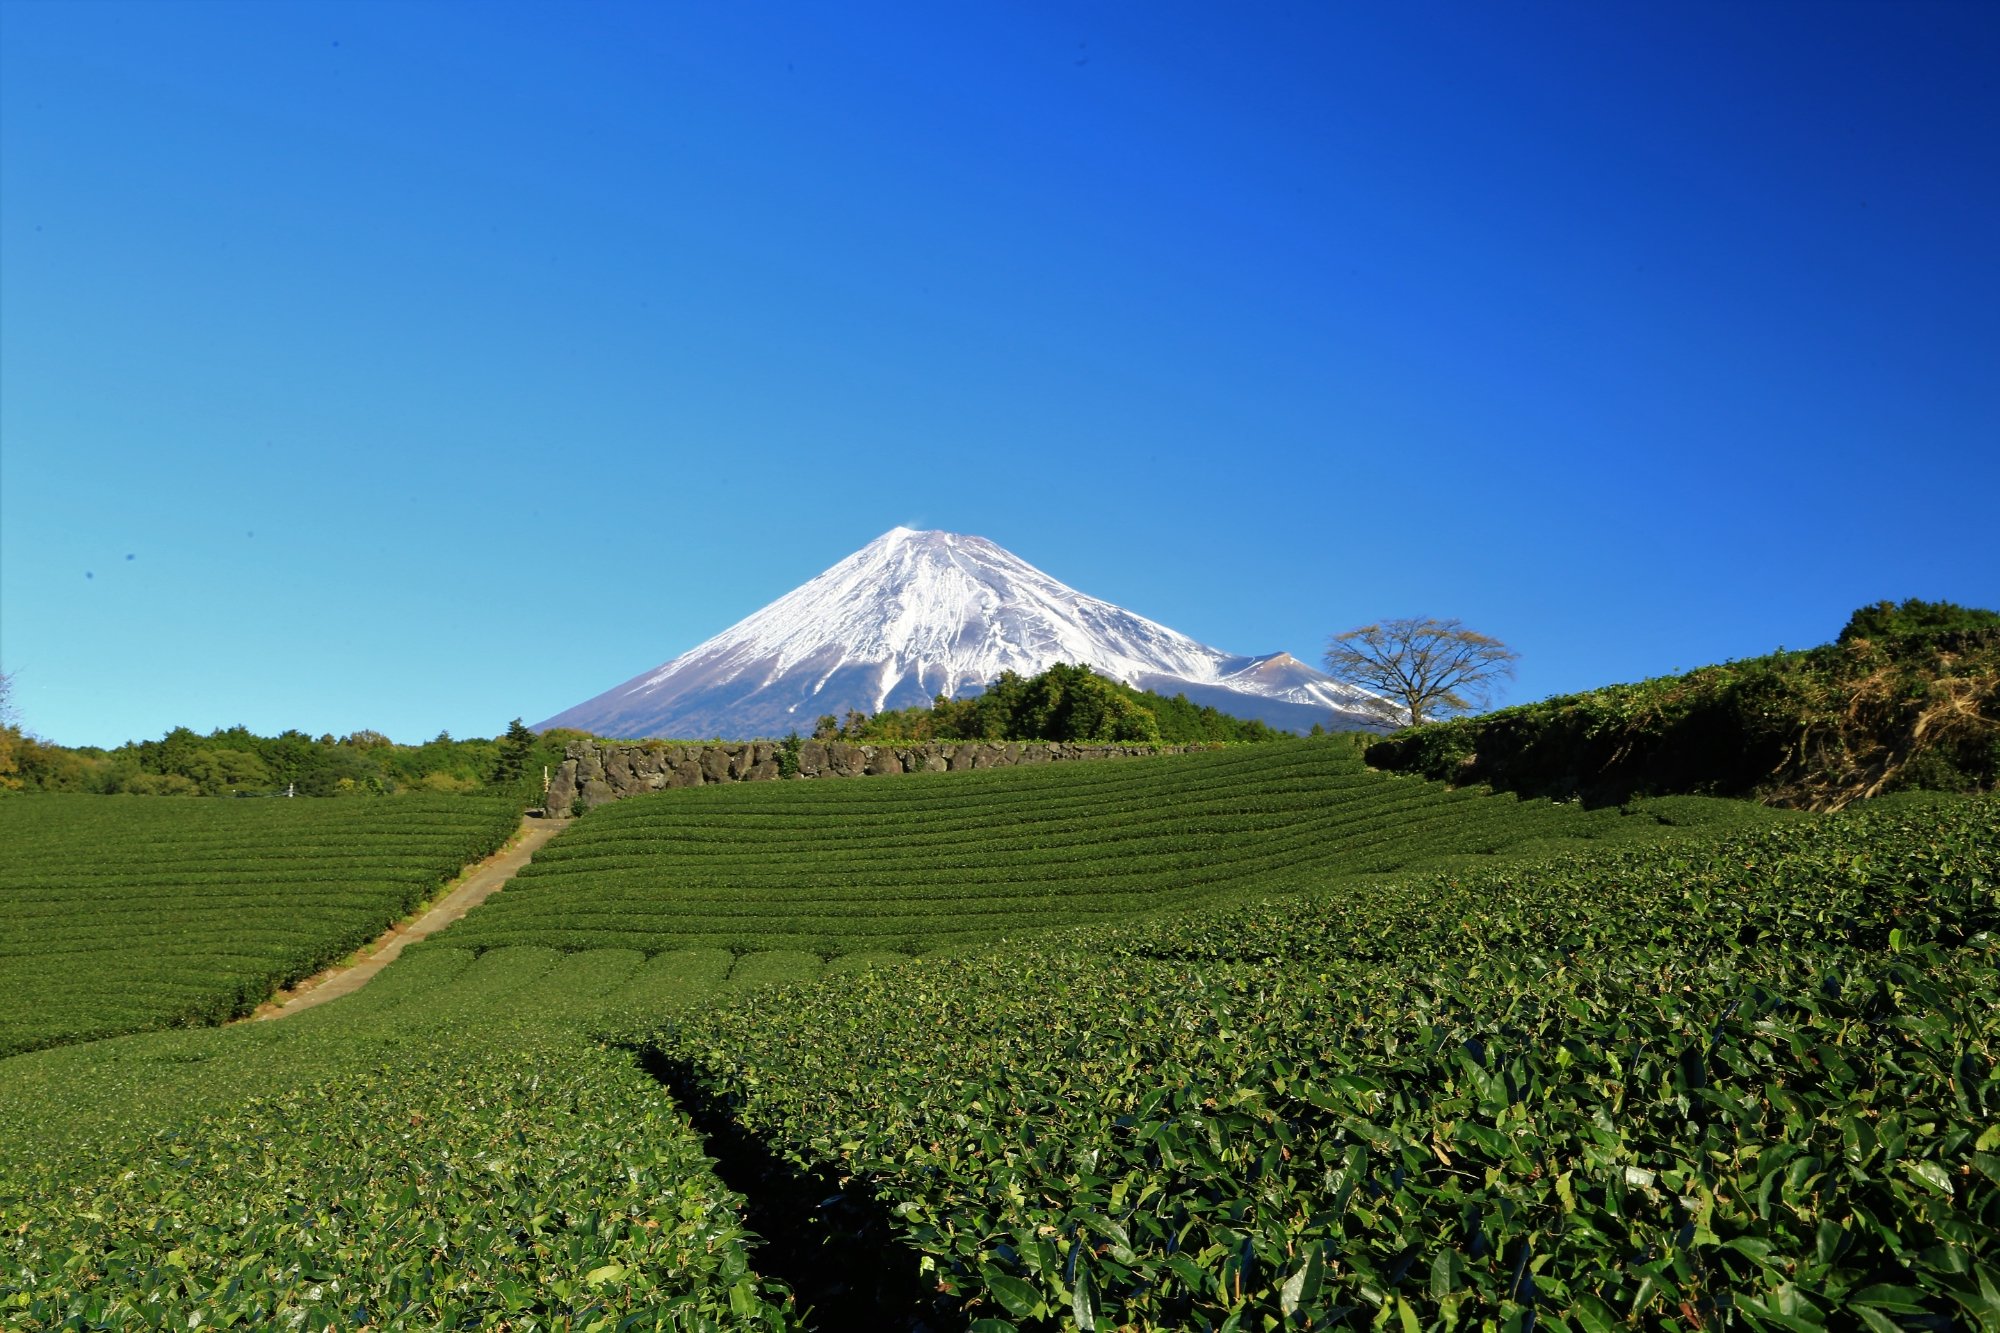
[813,663,1293,745]
[0,714,580,801]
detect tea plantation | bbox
[0,795,521,1057]
[645,794,2000,1331]
[2,742,1993,1330]
[432,740,1779,958]
[1,945,806,1330]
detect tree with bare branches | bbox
[1324,617,1519,728]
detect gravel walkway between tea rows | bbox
[249,813,567,1021]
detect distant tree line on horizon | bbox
[0,711,580,801]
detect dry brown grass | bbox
[1777,657,1998,810]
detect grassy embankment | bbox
[1367,599,2000,810]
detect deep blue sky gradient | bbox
[3,1,1995,746]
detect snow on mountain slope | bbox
[535,528,1389,738]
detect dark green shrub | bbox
[1839,597,2000,648]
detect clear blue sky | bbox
[3,0,1995,747]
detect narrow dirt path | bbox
[250,814,568,1021]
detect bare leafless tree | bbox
[1324,618,1519,727]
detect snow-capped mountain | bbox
[535,528,1388,738]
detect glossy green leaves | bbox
[646,795,1999,1329]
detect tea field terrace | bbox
[434,738,1782,960]
[645,792,2000,1330]
[0,795,521,1058]
[0,944,812,1329]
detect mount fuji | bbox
[535,528,1389,739]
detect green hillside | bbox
[431,738,1779,959]
[1368,599,2000,809]
[0,794,520,1056]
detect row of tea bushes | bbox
[0,795,522,1056]
[437,740,1782,959]
[643,794,2000,1331]
[1,946,802,1331]
[1081,789,1995,969]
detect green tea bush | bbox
[725,951,825,990]
[0,795,521,1056]
[0,946,800,1331]
[643,795,2000,1330]
[434,742,1780,960]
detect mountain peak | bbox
[537,531,1384,738]
[872,525,965,545]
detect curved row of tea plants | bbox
[438,740,1779,958]
[643,794,2000,1331]
[0,794,521,1056]
[0,944,804,1331]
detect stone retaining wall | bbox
[544,738,1213,812]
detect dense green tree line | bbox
[0,717,580,801]
[814,662,1291,745]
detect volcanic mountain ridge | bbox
[536,528,1388,738]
